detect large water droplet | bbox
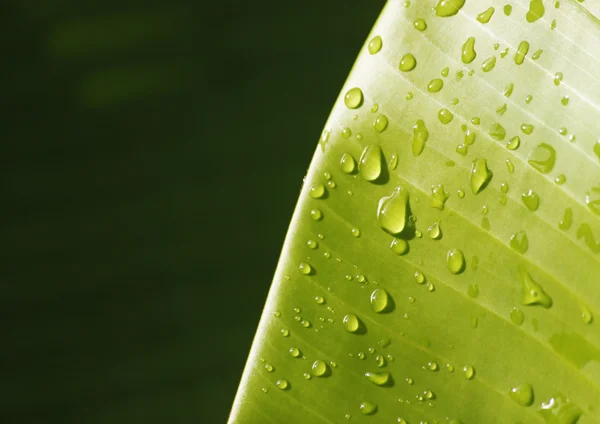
[514,41,530,65]
[510,231,529,254]
[343,313,361,333]
[309,183,326,199]
[477,7,495,23]
[539,394,581,424]
[370,288,391,313]
[435,0,466,17]
[359,144,383,182]
[368,36,382,55]
[520,267,553,308]
[461,37,477,64]
[365,371,391,386]
[412,119,429,156]
[390,238,409,255]
[447,248,466,274]
[522,190,540,211]
[528,143,556,174]
[438,108,454,124]
[377,186,409,235]
[359,401,378,415]
[428,78,444,93]
[399,54,417,72]
[509,384,534,406]
[373,114,389,133]
[470,158,493,194]
[340,153,357,174]
[526,0,545,23]
[414,18,427,31]
[344,87,363,109]
[312,360,329,377]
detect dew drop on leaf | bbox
[343,313,361,333]
[482,56,497,72]
[311,209,323,221]
[489,123,506,140]
[553,72,563,86]
[289,347,301,357]
[520,267,553,308]
[434,0,465,17]
[504,4,512,15]
[470,158,493,194]
[351,228,361,238]
[510,231,529,254]
[461,37,477,64]
[309,183,326,199]
[561,96,570,106]
[368,35,382,55]
[389,152,398,170]
[399,53,417,71]
[438,108,454,124]
[344,87,363,109]
[521,123,534,134]
[412,119,429,155]
[415,271,426,284]
[299,262,313,275]
[427,78,444,93]
[522,190,540,211]
[427,221,442,239]
[264,363,274,372]
[430,184,449,210]
[580,304,593,324]
[447,248,466,274]
[414,18,427,31]
[526,0,545,22]
[504,82,514,97]
[515,41,530,65]
[365,371,391,386]
[507,136,520,150]
[373,114,389,133]
[359,144,383,181]
[538,394,581,424]
[281,328,289,337]
[312,359,329,377]
[510,307,525,326]
[359,401,378,415]
[370,288,391,313]
[509,383,534,406]
[340,153,357,174]
[477,7,495,23]
[528,143,556,174]
[463,365,475,379]
[377,186,409,235]
[390,238,409,255]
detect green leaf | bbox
[230,1,600,422]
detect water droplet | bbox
[438,108,454,124]
[343,313,361,333]
[309,183,326,199]
[482,56,497,72]
[520,267,553,308]
[390,238,409,255]
[441,67,449,77]
[434,0,466,16]
[399,54,417,72]
[307,239,318,250]
[378,186,409,235]
[299,262,313,275]
[374,114,389,133]
[351,228,361,238]
[405,92,413,100]
[514,40,530,65]
[428,78,444,93]
[447,248,466,274]
[289,347,301,358]
[461,37,477,64]
[312,359,329,377]
[468,284,479,298]
[368,35,382,55]
[522,190,540,211]
[510,231,529,254]
[415,271,426,284]
[506,159,515,173]
[561,96,569,106]
[414,18,427,31]
[409,119,430,156]
[470,158,493,194]
[301,319,311,328]
[553,72,563,86]
[340,153,357,174]
[303,372,311,380]
[539,394,581,424]
[496,103,507,115]
[344,87,363,109]
[559,207,572,230]
[375,354,387,368]
[526,0,545,22]
[389,152,398,170]
[315,296,325,305]
[359,401,378,415]
[406,377,414,385]
[311,209,323,221]
[527,143,556,174]
[370,288,391,313]
[359,144,383,182]
[463,365,475,379]
[341,127,352,139]
[504,4,513,15]
[509,384,534,406]
[489,123,506,140]
[264,363,274,372]
[261,387,268,393]
[507,136,520,150]
[581,304,593,324]
[504,82,514,97]
[520,123,534,135]
[427,221,442,239]
[510,307,525,326]
[365,371,391,386]
[525,95,533,105]
[477,7,495,23]
[554,174,566,185]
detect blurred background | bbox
[0,0,384,422]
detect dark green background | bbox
[1,1,384,422]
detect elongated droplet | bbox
[368,36,382,55]
[489,123,506,140]
[510,231,529,254]
[554,72,563,86]
[428,78,444,92]
[373,115,389,133]
[526,0,545,22]
[428,221,442,239]
[343,313,360,333]
[344,87,363,109]
[520,267,552,308]
[504,4,512,15]
[510,307,525,325]
[435,0,466,16]
[482,56,497,72]
[447,248,466,274]
[533,49,543,60]
[461,37,477,64]
[412,119,429,155]
[463,365,475,379]
[528,143,556,174]
[378,186,409,235]
[581,304,593,324]
[470,158,493,194]
[370,288,391,313]
[389,152,398,170]
[359,144,383,181]
[559,207,572,230]
[477,7,495,23]
[360,401,378,415]
[522,190,540,211]
[439,108,454,124]
[340,153,357,174]
[586,186,600,215]
[507,136,520,150]
[514,41,530,65]
[390,238,409,255]
[504,82,514,97]
[414,18,427,31]
[539,394,581,424]
[399,54,417,71]
[509,384,534,406]
[430,184,449,210]
[496,103,507,115]
[312,360,329,377]
[365,371,391,386]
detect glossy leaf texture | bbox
[230,1,600,423]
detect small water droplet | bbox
[303,372,311,380]
[368,35,382,55]
[515,41,530,65]
[378,186,410,235]
[506,159,515,173]
[405,92,414,100]
[373,114,389,133]
[299,262,313,275]
[389,152,398,170]
[311,209,323,221]
[561,96,569,106]
[504,4,513,15]
[264,363,274,372]
[312,359,329,377]
[359,144,383,182]
[427,221,442,239]
[289,347,301,358]
[520,267,553,308]
[482,56,497,72]
[510,307,525,326]
[553,72,563,86]
[510,231,529,254]
[522,190,540,211]
[581,304,593,324]
[509,384,534,406]
[489,123,506,140]
[415,271,426,284]
[559,207,573,230]
[461,37,477,64]
[441,67,449,77]
[447,248,466,274]
[351,228,361,238]
[309,183,326,199]
[470,158,493,194]
[428,78,444,93]
[457,188,465,198]
[399,54,417,72]
[344,87,363,109]
[463,365,475,379]
[521,123,534,135]
[414,18,427,31]
[507,136,520,150]
[438,108,454,124]
[370,288,391,313]
[390,238,409,255]
[504,82,514,97]
[477,7,495,23]
[341,127,352,139]
[359,401,378,415]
